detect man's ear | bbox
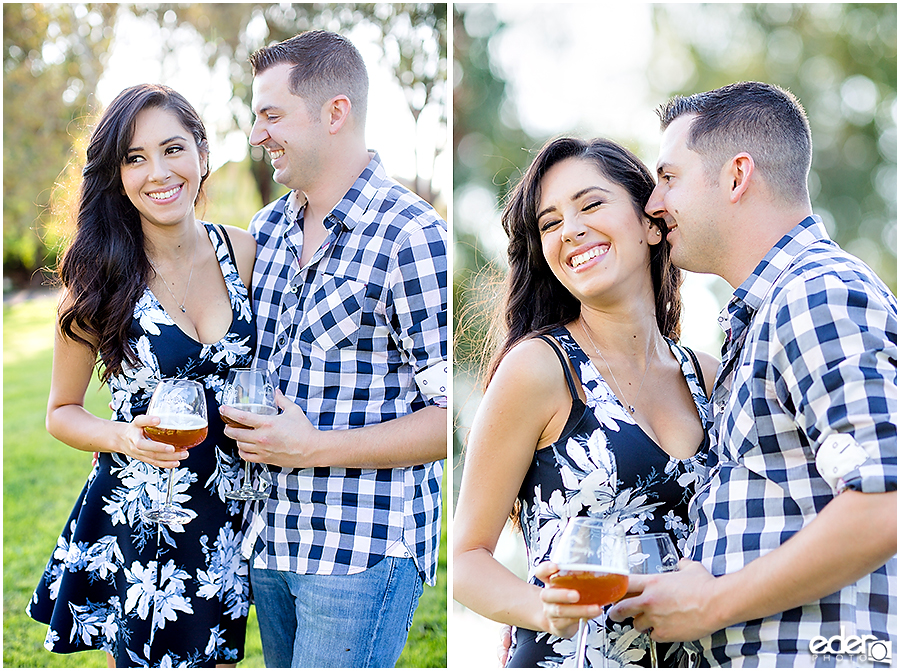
[326,95,352,135]
[726,153,754,203]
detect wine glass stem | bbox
[650,640,659,667]
[244,459,252,487]
[164,467,176,508]
[576,618,588,669]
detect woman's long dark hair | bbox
[487,137,682,384]
[57,84,210,383]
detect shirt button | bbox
[277,334,287,348]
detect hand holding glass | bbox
[548,518,629,668]
[141,379,208,525]
[627,533,680,667]
[221,368,276,501]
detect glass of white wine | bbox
[221,368,276,501]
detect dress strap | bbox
[215,224,237,266]
[536,335,580,403]
[683,346,707,400]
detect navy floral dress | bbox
[506,328,711,668]
[28,222,255,667]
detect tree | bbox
[3,3,117,285]
[130,2,447,207]
[650,2,897,290]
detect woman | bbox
[453,137,718,667]
[26,84,257,667]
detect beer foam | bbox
[153,413,208,430]
[557,563,629,575]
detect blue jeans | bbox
[250,557,424,668]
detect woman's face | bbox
[120,106,207,231]
[536,157,659,305]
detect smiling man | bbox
[219,30,447,668]
[609,81,897,667]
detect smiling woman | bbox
[453,136,719,668]
[26,83,259,668]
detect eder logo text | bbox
[809,626,892,664]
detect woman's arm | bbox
[46,295,185,468]
[223,225,257,291]
[453,338,575,632]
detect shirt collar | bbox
[282,152,386,233]
[719,215,831,335]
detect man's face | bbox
[250,63,325,192]
[645,114,725,275]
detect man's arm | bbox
[222,392,446,469]
[610,488,896,642]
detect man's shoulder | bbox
[781,242,893,298]
[365,172,445,228]
[766,242,897,323]
[349,178,446,253]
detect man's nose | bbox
[645,185,666,218]
[249,119,268,147]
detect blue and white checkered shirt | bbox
[242,152,447,585]
[687,216,897,667]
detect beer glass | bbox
[627,533,680,666]
[549,517,629,668]
[221,368,276,501]
[142,379,208,524]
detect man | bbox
[609,82,897,666]
[220,30,447,668]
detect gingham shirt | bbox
[242,153,446,585]
[686,216,897,666]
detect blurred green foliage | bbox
[3,2,447,289]
[452,3,897,496]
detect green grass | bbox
[3,293,447,668]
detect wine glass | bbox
[549,517,629,668]
[627,533,680,667]
[221,368,276,501]
[141,379,208,525]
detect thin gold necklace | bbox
[149,231,198,314]
[580,315,658,415]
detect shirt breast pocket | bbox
[298,275,367,351]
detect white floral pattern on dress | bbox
[28,223,254,667]
[507,329,710,668]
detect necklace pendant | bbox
[628,405,636,414]
[179,305,186,313]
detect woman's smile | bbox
[145,183,184,203]
[568,243,610,271]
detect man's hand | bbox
[221,389,324,469]
[497,625,512,667]
[608,559,720,642]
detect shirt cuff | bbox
[415,361,448,408]
[816,433,896,494]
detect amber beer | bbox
[145,414,208,448]
[549,564,629,606]
[220,403,278,429]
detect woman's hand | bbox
[535,561,603,639]
[114,415,189,468]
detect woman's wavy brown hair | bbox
[487,136,682,386]
[57,84,209,383]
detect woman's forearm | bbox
[454,547,547,632]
